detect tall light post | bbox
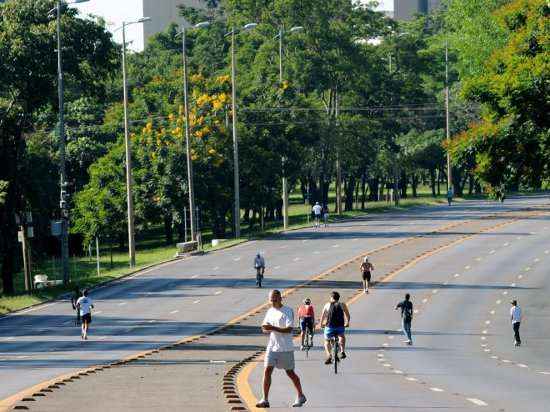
[227,22,257,238]
[179,21,210,241]
[50,0,90,285]
[116,17,151,267]
[445,39,452,193]
[276,25,303,230]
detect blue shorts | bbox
[324,326,345,339]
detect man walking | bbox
[510,299,522,347]
[256,290,307,408]
[312,202,322,228]
[395,293,413,345]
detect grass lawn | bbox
[0,189,466,315]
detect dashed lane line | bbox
[517,363,528,368]
[118,302,127,306]
[467,398,488,406]
[191,275,199,279]
[293,257,301,262]
[214,291,222,295]
[430,387,444,392]
[170,310,179,315]
[233,257,241,262]
[193,300,201,304]
[274,266,281,270]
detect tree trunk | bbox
[368,178,379,202]
[361,172,367,209]
[163,213,173,245]
[429,168,436,196]
[412,173,418,197]
[344,176,355,212]
[400,171,408,199]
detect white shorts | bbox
[264,350,295,370]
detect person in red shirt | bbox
[297,298,315,350]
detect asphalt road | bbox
[246,197,550,411]
[0,195,548,410]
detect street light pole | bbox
[121,22,136,267]
[445,39,452,192]
[55,0,70,285]
[230,28,241,238]
[181,27,196,241]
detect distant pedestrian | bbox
[360,257,374,293]
[256,290,307,408]
[447,187,454,206]
[322,204,329,227]
[312,202,322,228]
[70,285,81,326]
[510,300,522,347]
[76,289,94,340]
[254,253,266,288]
[395,293,413,345]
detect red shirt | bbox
[297,304,315,319]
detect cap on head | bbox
[331,291,340,301]
[304,298,311,304]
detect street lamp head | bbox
[243,23,258,31]
[194,21,210,29]
[138,17,152,23]
[69,0,91,4]
[289,26,304,33]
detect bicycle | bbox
[303,327,314,358]
[255,267,264,288]
[330,336,340,374]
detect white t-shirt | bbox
[77,296,93,316]
[510,306,522,323]
[312,204,322,215]
[262,306,294,352]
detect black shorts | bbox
[300,317,314,333]
[82,313,92,324]
[362,271,371,282]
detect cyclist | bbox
[297,298,315,350]
[360,256,374,293]
[312,202,322,228]
[395,293,413,345]
[320,291,350,364]
[254,253,266,288]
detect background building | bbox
[394,0,441,20]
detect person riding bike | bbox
[297,298,315,350]
[254,253,266,288]
[320,291,350,364]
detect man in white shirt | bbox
[76,289,94,340]
[312,202,322,228]
[510,299,522,347]
[256,290,307,408]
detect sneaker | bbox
[256,399,270,408]
[292,395,307,407]
[300,345,305,351]
[324,357,332,365]
[340,352,347,359]
[407,340,412,346]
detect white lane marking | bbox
[465,265,471,270]
[274,266,281,270]
[170,310,179,314]
[430,387,444,392]
[293,257,301,262]
[214,291,222,295]
[301,239,308,243]
[502,359,511,363]
[422,298,428,303]
[432,289,438,294]
[394,370,404,374]
[481,344,487,348]
[503,242,510,247]
[377,354,385,358]
[482,330,488,334]
[388,336,394,340]
[443,281,449,285]
[2,337,15,341]
[118,302,127,306]
[475,257,482,261]
[484,349,491,353]
[517,236,522,240]
[382,343,389,347]
[534,258,540,263]
[517,363,528,368]
[148,320,156,323]
[489,310,495,315]
[210,360,227,364]
[353,238,360,242]
[545,250,549,254]
[489,250,496,254]
[332,244,340,248]
[313,251,320,255]
[98,336,107,340]
[191,275,199,279]
[524,267,531,271]
[502,291,508,295]
[485,320,491,325]
[406,377,418,382]
[518,275,523,280]
[279,245,288,249]
[496,299,502,304]
[510,283,516,288]
[538,371,550,375]
[467,398,488,406]
[530,232,536,235]
[454,273,460,278]
[481,336,486,341]
[233,257,241,261]
[491,356,499,360]
[382,363,392,367]
[193,300,201,304]
[16,355,29,359]
[213,266,219,271]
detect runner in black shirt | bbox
[395,293,414,345]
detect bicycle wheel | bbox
[333,338,339,374]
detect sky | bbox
[74,0,394,52]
